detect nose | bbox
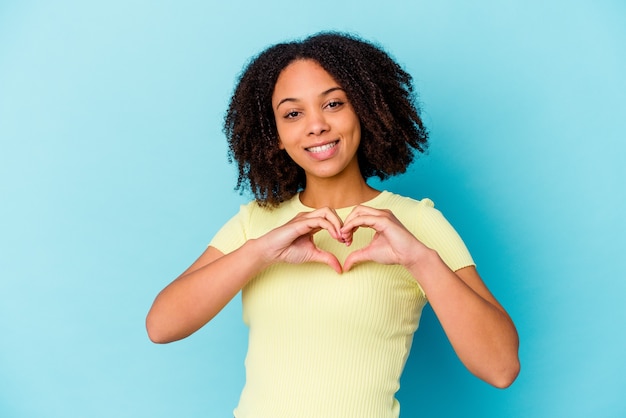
[307,110,330,136]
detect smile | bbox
[306,141,338,154]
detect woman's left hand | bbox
[342,205,520,388]
[341,205,428,272]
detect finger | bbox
[343,205,388,222]
[340,226,357,246]
[300,207,344,238]
[341,213,385,235]
[309,250,343,274]
[340,213,383,245]
[343,248,372,272]
[290,216,343,241]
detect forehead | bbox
[272,59,342,100]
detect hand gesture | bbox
[258,208,345,273]
[341,205,428,272]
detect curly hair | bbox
[223,31,428,207]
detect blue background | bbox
[1,1,624,417]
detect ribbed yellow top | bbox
[210,191,474,418]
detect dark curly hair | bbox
[223,31,428,207]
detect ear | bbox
[278,137,285,150]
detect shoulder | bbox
[209,197,297,252]
[241,195,300,217]
[380,192,475,270]
[377,191,457,237]
[234,195,301,233]
[376,191,437,219]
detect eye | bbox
[284,110,301,119]
[326,100,344,109]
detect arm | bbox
[146,241,267,344]
[145,208,345,344]
[341,206,520,388]
[407,260,520,388]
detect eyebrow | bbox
[275,87,345,110]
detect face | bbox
[271,59,362,182]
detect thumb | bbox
[310,250,343,274]
[343,249,372,272]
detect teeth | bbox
[307,141,337,153]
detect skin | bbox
[273,59,379,209]
[146,59,520,388]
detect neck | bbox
[299,175,380,209]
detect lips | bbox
[306,140,338,154]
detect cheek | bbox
[275,121,294,149]
[340,110,361,137]
[276,127,285,149]
[273,118,285,149]
[346,118,362,143]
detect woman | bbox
[146,32,520,417]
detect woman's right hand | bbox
[146,208,345,343]
[257,208,345,273]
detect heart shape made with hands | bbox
[286,205,419,274]
[311,225,375,274]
